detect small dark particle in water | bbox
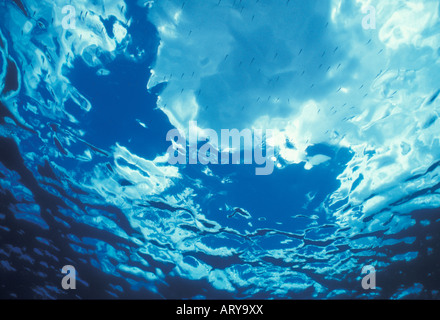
[37,19,47,29]
[106,163,114,172]
[228,207,251,219]
[82,141,109,156]
[119,179,133,186]
[49,123,59,132]
[54,137,68,156]
[427,89,440,105]
[37,160,58,181]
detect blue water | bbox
[1,0,440,299]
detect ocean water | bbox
[0,0,440,299]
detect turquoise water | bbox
[0,0,440,299]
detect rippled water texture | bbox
[1,0,440,299]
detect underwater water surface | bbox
[0,0,440,299]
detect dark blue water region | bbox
[65,3,174,163]
[1,133,439,299]
[174,143,353,234]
